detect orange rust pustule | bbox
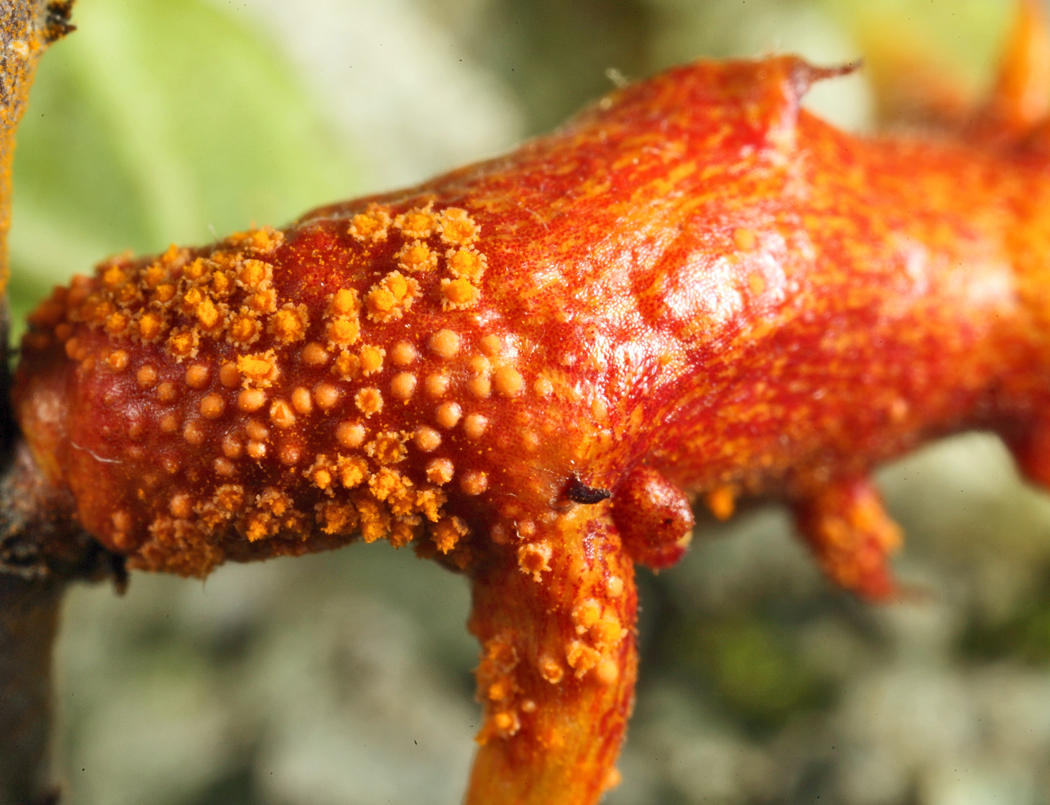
[15,51,1050,805]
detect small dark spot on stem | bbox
[565,473,611,504]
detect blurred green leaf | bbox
[675,613,831,731]
[8,0,356,335]
[959,564,1050,666]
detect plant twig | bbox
[0,4,114,802]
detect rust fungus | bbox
[14,6,1050,802]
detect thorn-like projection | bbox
[977,0,1050,139]
[792,477,902,601]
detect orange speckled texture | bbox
[15,50,1050,803]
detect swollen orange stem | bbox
[13,14,1050,801]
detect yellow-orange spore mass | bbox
[16,45,1050,805]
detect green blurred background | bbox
[10,1,1050,803]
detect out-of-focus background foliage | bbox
[10,0,1050,802]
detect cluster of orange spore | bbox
[17,201,513,577]
[14,4,1050,801]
